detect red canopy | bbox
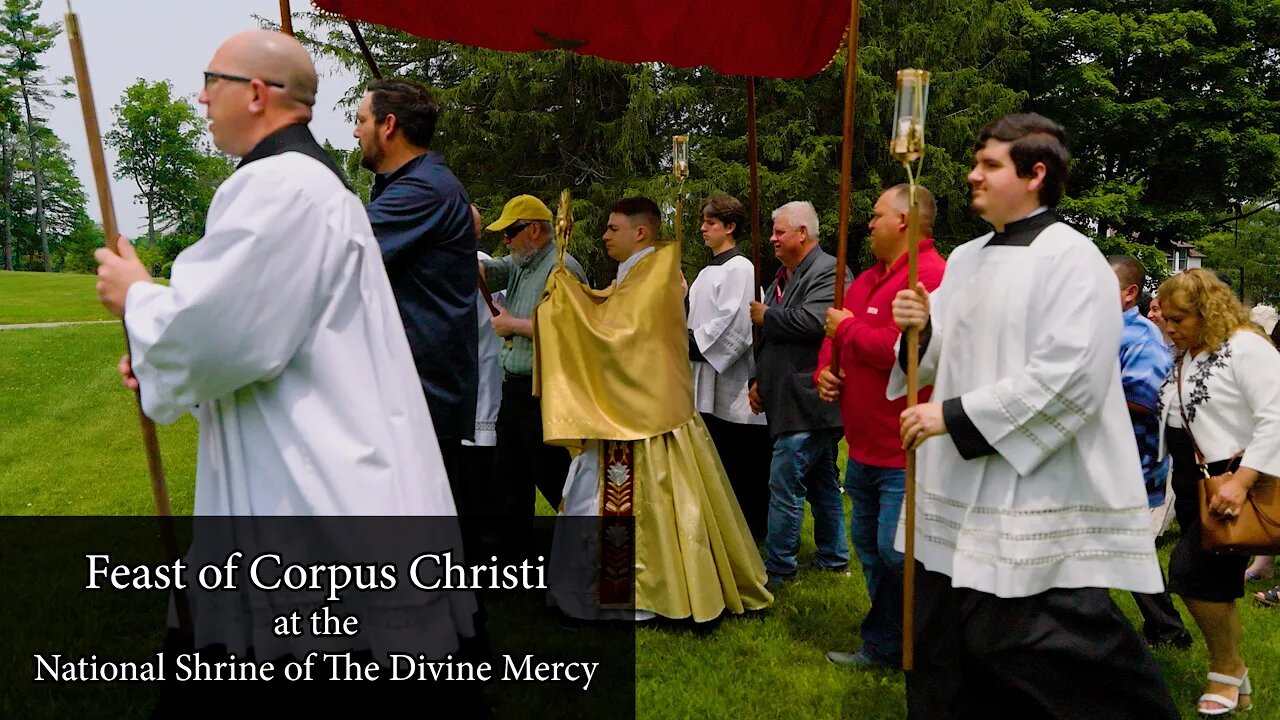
[311,0,849,79]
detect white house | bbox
[1165,240,1204,273]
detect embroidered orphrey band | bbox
[599,440,635,608]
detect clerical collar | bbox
[985,207,1056,247]
[616,246,656,284]
[237,122,351,190]
[707,247,742,266]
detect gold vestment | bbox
[535,241,772,621]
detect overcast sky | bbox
[41,0,359,237]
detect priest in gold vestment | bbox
[536,196,773,622]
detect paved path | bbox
[0,320,116,330]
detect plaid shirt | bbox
[1120,306,1172,507]
[481,241,586,377]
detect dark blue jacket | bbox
[366,151,478,443]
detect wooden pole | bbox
[830,0,860,372]
[65,1,189,633]
[747,77,761,306]
[347,20,383,80]
[675,196,684,245]
[278,0,293,35]
[903,184,921,671]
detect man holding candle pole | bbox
[889,113,1177,718]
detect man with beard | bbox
[355,79,479,495]
[480,195,587,549]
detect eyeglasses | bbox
[504,221,532,239]
[203,71,286,90]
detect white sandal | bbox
[1199,669,1251,716]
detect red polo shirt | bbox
[815,239,946,468]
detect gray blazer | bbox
[754,246,850,437]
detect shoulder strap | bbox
[1175,356,1209,471]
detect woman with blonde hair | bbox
[1157,268,1280,716]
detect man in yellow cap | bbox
[479,195,587,548]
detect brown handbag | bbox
[1176,358,1280,554]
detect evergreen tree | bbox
[0,0,73,271]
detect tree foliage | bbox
[0,2,1269,299]
[1018,0,1280,244]
[0,0,73,271]
[1197,204,1280,305]
[105,79,223,245]
[298,0,1029,285]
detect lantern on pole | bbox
[672,135,689,244]
[890,69,929,164]
[891,67,929,672]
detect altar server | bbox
[889,113,1177,719]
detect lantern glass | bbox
[673,135,689,180]
[890,70,930,162]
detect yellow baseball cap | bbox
[486,194,553,231]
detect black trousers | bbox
[701,413,771,541]
[907,563,1179,720]
[494,376,570,547]
[1132,578,1191,645]
[439,439,468,515]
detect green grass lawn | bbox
[0,271,115,325]
[2,319,1277,718]
[0,324,197,515]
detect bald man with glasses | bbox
[94,30,484,711]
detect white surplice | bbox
[124,150,476,660]
[687,252,766,426]
[889,222,1164,598]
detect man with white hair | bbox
[749,201,852,588]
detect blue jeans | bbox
[845,459,905,665]
[764,429,848,578]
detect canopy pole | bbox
[66,1,189,634]
[347,20,383,79]
[830,0,860,372]
[278,0,293,35]
[747,77,762,345]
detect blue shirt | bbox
[1120,306,1172,507]
[367,151,478,442]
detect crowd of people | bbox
[91,29,1280,720]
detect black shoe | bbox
[766,574,794,592]
[825,649,897,670]
[1147,630,1193,650]
[811,562,851,577]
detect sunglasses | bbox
[503,221,532,239]
[203,71,286,90]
